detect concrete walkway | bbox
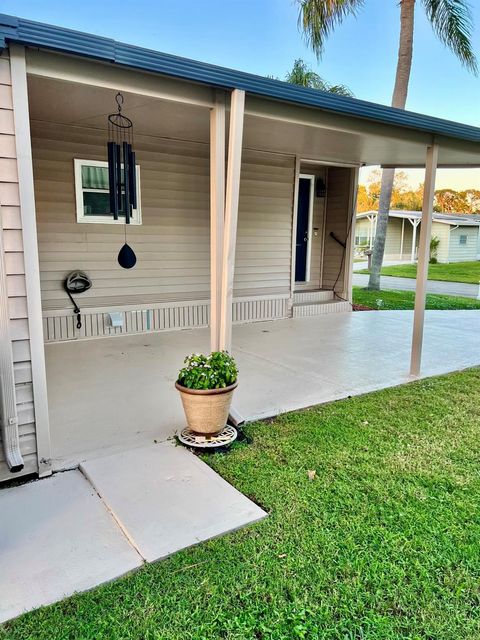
[0,443,266,623]
[353,273,480,298]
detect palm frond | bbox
[285,59,328,89]
[326,83,354,96]
[285,59,354,95]
[422,0,478,74]
[296,0,364,58]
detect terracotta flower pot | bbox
[175,381,238,436]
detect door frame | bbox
[295,173,315,284]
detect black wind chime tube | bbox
[107,91,138,269]
[129,145,137,210]
[116,144,122,211]
[123,140,131,224]
[107,141,119,220]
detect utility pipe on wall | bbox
[0,209,23,472]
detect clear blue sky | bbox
[5,0,480,189]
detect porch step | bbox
[292,299,351,317]
[293,290,335,304]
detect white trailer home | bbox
[1,14,480,483]
[356,210,480,262]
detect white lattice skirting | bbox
[42,295,290,343]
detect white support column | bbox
[10,45,52,476]
[409,218,420,262]
[367,214,374,248]
[209,94,226,352]
[219,89,245,353]
[400,217,405,258]
[410,144,438,377]
[289,156,301,304]
[344,167,360,302]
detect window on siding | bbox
[355,235,369,245]
[459,234,468,245]
[74,159,142,224]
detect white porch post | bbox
[409,218,420,262]
[367,214,374,248]
[209,94,226,352]
[10,45,52,476]
[344,167,360,302]
[219,89,245,352]
[410,144,438,377]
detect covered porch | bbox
[3,39,480,482]
[45,310,480,471]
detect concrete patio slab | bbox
[233,310,480,419]
[81,442,267,563]
[45,310,479,470]
[0,470,142,623]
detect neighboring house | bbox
[1,14,480,483]
[356,210,480,263]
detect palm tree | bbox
[297,0,477,290]
[286,59,353,96]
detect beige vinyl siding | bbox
[295,164,326,291]
[322,167,353,291]
[401,221,414,259]
[236,151,294,296]
[32,122,294,311]
[448,226,478,263]
[431,221,450,263]
[385,217,414,260]
[384,217,403,256]
[0,55,37,482]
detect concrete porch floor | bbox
[45,310,480,471]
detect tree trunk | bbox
[367,0,415,290]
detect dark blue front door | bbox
[295,178,311,282]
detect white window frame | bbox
[459,234,468,245]
[74,158,142,225]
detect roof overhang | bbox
[4,13,480,168]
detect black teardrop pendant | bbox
[118,243,137,269]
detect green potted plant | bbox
[175,351,238,436]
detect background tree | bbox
[297,0,477,289]
[285,58,353,95]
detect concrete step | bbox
[293,290,335,304]
[292,299,351,317]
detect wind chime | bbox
[107,92,137,269]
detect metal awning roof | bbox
[2,12,480,149]
[357,210,480,226]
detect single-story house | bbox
[1,14,480,483]
[356,209,480,263]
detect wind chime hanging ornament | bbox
[107,92,137,269]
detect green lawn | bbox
[355,261,480,284]
[4,369,480,640]
[352,286,480,311]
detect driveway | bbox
[353,273,480,299]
